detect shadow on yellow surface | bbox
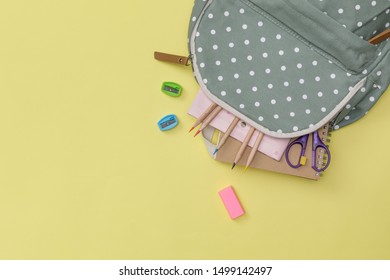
[0,0,389,259]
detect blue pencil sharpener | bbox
[158,114,179,131]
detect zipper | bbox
[328,118,337,132]
[189,0,214,58]
[154,51,192,66]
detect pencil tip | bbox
[194,130,201,137]
[231,163,236,170]
[213,149,219,155]
[188,127,195,133]
[244,166,248,172]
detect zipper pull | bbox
[154,51,191,66]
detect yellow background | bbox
[0,0,389,259]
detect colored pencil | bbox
[213,117,240,155]
[189,103,218,133]
[232,126,255,170]
[244,132,264,171]
[194,106,222,137]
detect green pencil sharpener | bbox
[161,82,183,97]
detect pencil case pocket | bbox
[189,0,390,138]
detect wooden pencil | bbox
[189,103,217,132]
[213,117,240,155]
[244,132,264,171]
[232,126,255,169]
[194,106,222,137]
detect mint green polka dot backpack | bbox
[188,0,390,138]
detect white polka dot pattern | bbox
[188,0,390,135]
[309,0,390,41]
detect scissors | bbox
[285,130,331,172]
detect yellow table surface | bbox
[0,0,389,260]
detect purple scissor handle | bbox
[285,134,309,169]
[285,131,331,172]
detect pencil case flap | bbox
[189,0,388,138]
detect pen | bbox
[189,103,218,133]
[244,132,264,171]
[194,106,222,137]
[213,117,240,155]
[232,126,255,170]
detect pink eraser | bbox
[219,186,245,219]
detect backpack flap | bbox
[188,0,389,138]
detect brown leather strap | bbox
[154,52,191,66]
[369,29,390,45]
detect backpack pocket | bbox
[246,0,378,73]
